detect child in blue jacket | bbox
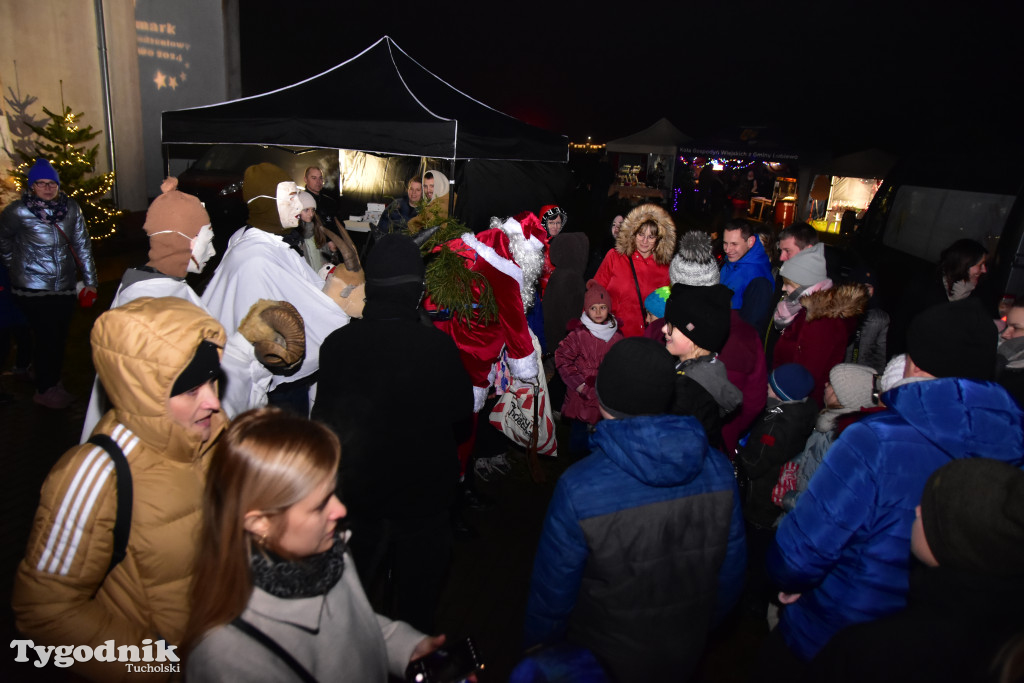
[524,337,746,682]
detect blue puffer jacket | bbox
[767,378,1024,660]
[719,235,773,310]
[524,415,745,682]
[0,196,97,291]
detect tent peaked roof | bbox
[606,118,692,155]
[161,36,567,162]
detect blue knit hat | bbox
[644,286,671,319]
[769,363,814,402]
[27,158,60,186]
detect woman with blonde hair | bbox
[184,408,443,682]
[593,203,677,337]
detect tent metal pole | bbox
[447,159,456,218]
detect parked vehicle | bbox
[852,156,1024,315]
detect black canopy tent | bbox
[161,36,568,230]
[161,34,567,161]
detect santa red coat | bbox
[425,229,537,411]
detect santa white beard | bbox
[509,236,544,312]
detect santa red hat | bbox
[514,212,548,249]
[501,214,546,253]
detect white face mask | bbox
[277,181,302,228]
[149,224,216,274]
[188,224,216,274]
[247,181,303,228]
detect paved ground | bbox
[0,214,766,681]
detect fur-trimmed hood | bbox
[802,282,870,322]
[615,203,677,265]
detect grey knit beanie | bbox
[670,231,720,286]
[780,242,827,287]
[828,363,877,409]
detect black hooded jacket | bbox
[737,396,819,528]
[313,288,473,520]
[543,232,590,352]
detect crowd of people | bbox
[2,158,1023,682]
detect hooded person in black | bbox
[312,234,473,632]
[543,232,590,353]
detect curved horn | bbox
[411,225,441,248]
[324,218,362,273]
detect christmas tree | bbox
[11,104,122,240]
[411,201,498,326]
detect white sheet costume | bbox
[202,215,349,417]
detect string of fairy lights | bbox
[9,109,122,241]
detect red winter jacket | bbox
[771,284,869,406]
[593,249,670,338]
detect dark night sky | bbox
[239,2,1024,158]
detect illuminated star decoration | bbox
[169,76,178,90]
[154,70,168,90]
[179,71,187,83]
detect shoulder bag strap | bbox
[230,617,319,683]
[87,434,132,580]
[627,253,649,328]
[51,221,87,274]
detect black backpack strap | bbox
[87,434,133,579]
[231,617,319,683]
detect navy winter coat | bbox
[524,414,745,682]
[767,378,1024,660]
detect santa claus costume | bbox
[425,213,546,472]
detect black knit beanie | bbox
[595,337,676,418]
[171,340,222,396]
[920,458,1024,576]
[364,233,425,306]
[663,283,733,353]
[366,234,425,286]
[906,298,997,380]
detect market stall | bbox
[606,118,691,197]
[798,148,897,232]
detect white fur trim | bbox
[472,385,487,413]
[499,217,524,240]
[460,232,523,289]
[508,353,538,382]
[525,234,544,251]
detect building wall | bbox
[134,0,238,194]
[1,1,158,212]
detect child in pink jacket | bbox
[555,279,624,455]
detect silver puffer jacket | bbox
[0,196,97,291]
